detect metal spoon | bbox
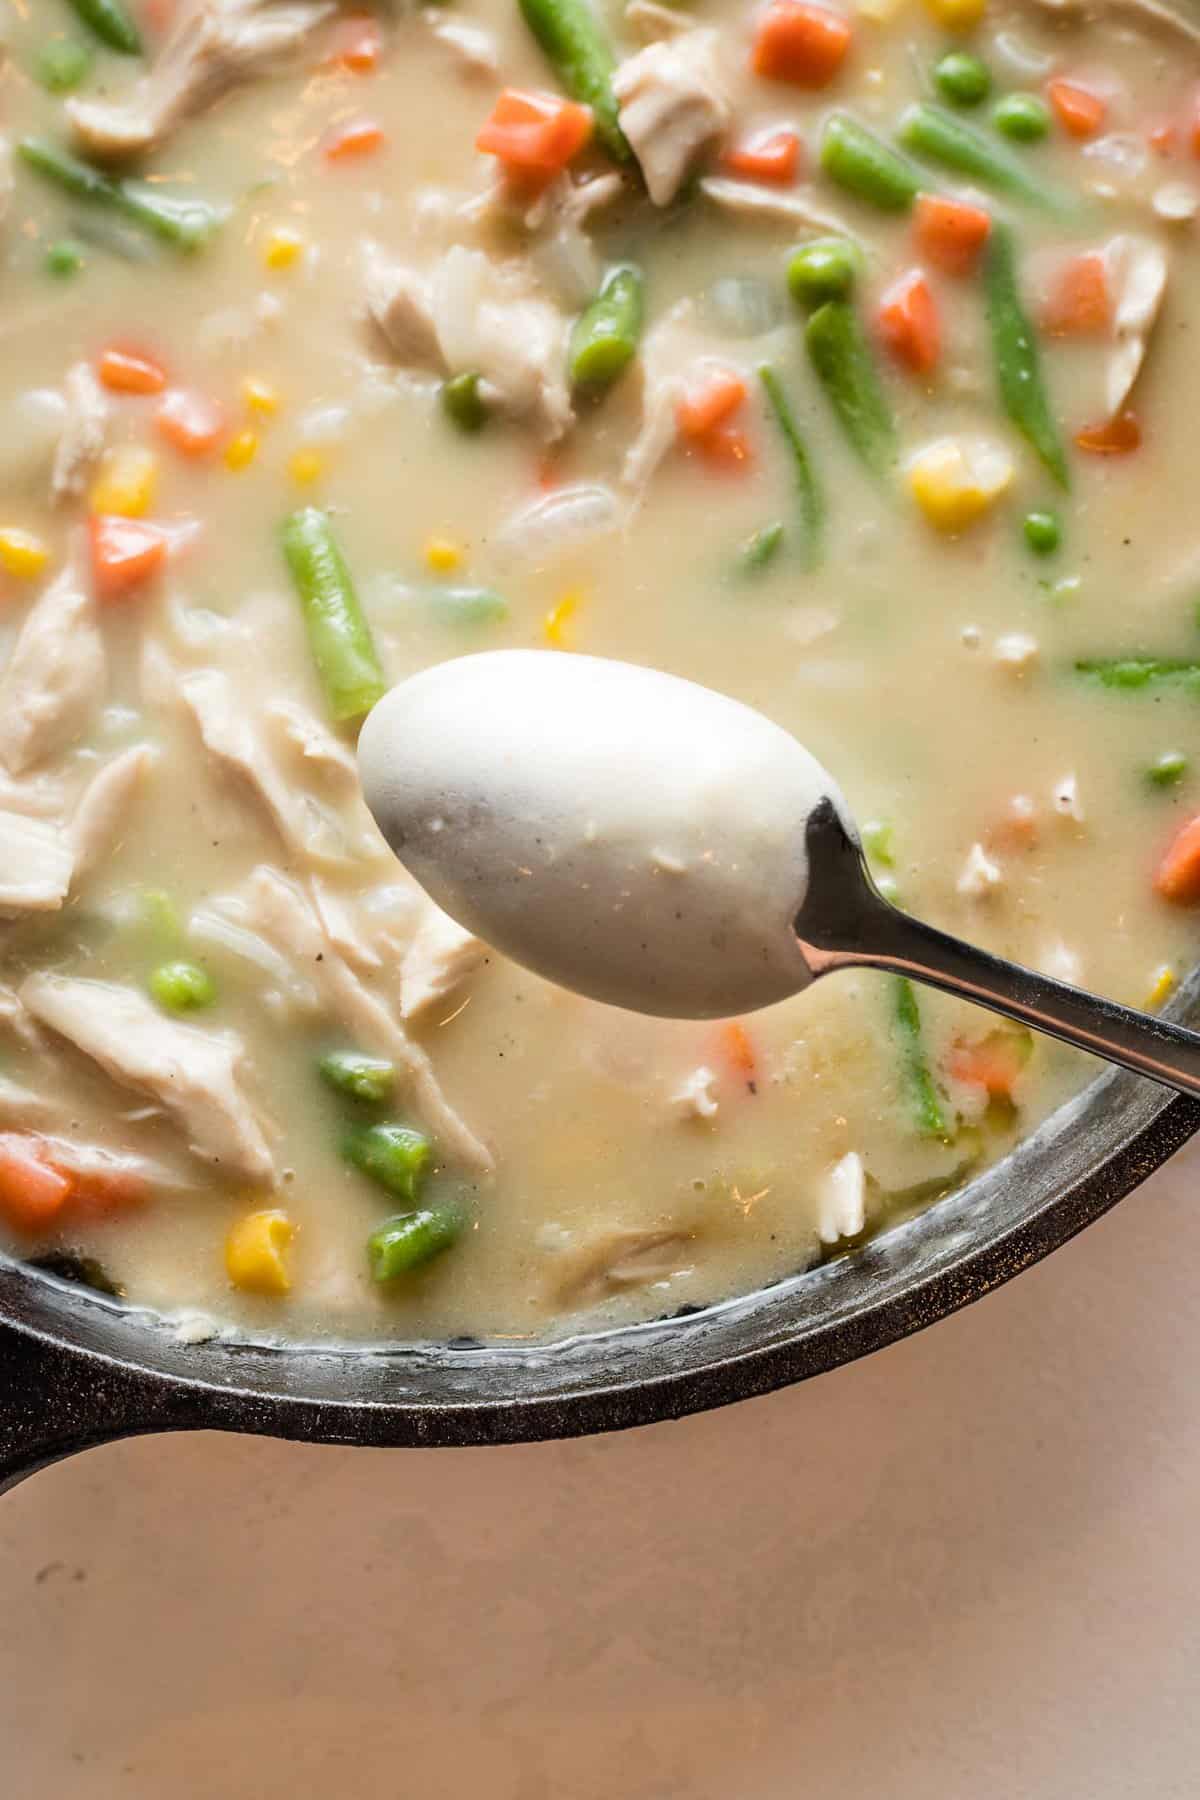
[358,649,1200,1100]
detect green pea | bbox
[934,50,991,107]
[1147,751,1189,788]
[318,1051,396,1106]
[786,238,860,309]
[44,239,86,280]
[1023,509,1061,556]
[344,1123,433,1204]
[441,371,488,433]
[150,960,217,1013]
[34,37,93,93]
[367,1207,462,1281]
[739,521,785,574]
[992,93,1051,143]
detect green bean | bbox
[66,0,142,55]
[34,37,94,92]
[738,521,785,574]
[319,1051,396,1106]
[517,0,629,162]
[429,586,510,625]
[367,1207,462,1280]
[804,300,896,480]
[345,1123,434,1204]
[819,113,921,212]
[758,365,823,568]
[893,976,948,1139]
[1075,658,1200,690]
[280,509,386,722]
[897,102,1068,213]
[149,961,216,1014]
[984,224,1069,490]
[441,372,488,433]
[569,264,644,390]
[18,138,221,253]
[1147,751,1189,787]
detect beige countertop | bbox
[2,1142,1198,1799]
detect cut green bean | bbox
[786,237,860,308]
[1147,751,1189,787]
[18,138,221,253]
[517,0,630,162]
[738,521,786,574]
[933,50,991,107]
[805,300,896,480]
[1075,658,1200,690]
[758,364,823,568]
[150,961,216,1014]
[441,372,488,433]
[368,1207,462,1281]
[66,0,142,55]
[344,1123,434,1204]
[984,224,1069,489]
[819,113,921,212]
[893,976,948,1139]
[898,102,1069,213]
[280,508,386,722]
[319,1051,396,1106]
[35,37,93,92]
[569,264,644,390]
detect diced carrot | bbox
[752,0,851,87]
[988,793,1039,850]
[323,118,387,163]
[1190,93,1200,157]
[155,388,227,458]
[0,1136,72,1234]
[476,88,594,183]
[98,348,168,396]
[1156,813,1200,904]
[89,514,168,599]
[1046,78,1107,140]
[877,270,940,375]
[676,370,748,440]
[324,13,383,72]
[698,423,755,469]
[1075,410,1141,455]
[912,193,990,277]
[1040,252,1110,336]
[721,1021,758,1078]
[949,1034,1027,1099]
[720,128,802,184]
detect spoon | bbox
[358,649,1200,1100]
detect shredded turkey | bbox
[622,299,719,495]
[50,363,109,505]
[400,903,486,1021]
[67,0,337,161]
[0,564,105,776]
[20,973,276,1185]
[69,744,159,882]
[1102,233,1168,418]
[365,243,574,439]
[241,866,494,1171]
[550,1226,695,1305]
[0,815,74,916]
[700,176,862,241]
[625,0,696,41]
[613,28,731,206]
[420,9,498,74]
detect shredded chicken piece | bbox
[242,866,494,1171]
[0,565,105,776]
[817,1151,866,1245]
[1102,234,1168,419]
[0,983,45,1052]
[550,1226,694,1305]
[310,878,383,972]
[67,0,337,161]
[265,699,359,792]
[420,9,498,74]
[614,28,731,206]
[69,744,159,881]
[401,903,486,1021]
[50,363,109,505]
[0,814,74,915]
[957,842,1004,899]
[699,176,862,241]
[622,299,714,496]
[625,0,695,40]
[671,1065,718,1120]
[21,973,276,1185]
[0,1076,59,1129]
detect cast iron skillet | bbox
[1,991,1197,1491]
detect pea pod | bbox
[66,0,142,55]
[18,138,220,253]
[757,365,823,568]
[819,113,921,212]
[1075,658,1200,690]
[804,300,896,480]
[319,1051,396,1106]
[984,224,1069,489]
[368,1207,462,1280]
[280,509,386,722]
[569,264,644,390]
[893,976,948,1139]
[897,103,1070,214]
[517,0,630,163]
[345,1123,434,1204]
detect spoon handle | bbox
[794,800,1200,1101]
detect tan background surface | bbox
[2,1144,1198,1798]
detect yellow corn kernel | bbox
[543,590,582,648]
[0,529,50,580]
[424,535,464,573]
[921,0,986,27]
[906,437,1013,534]
[242,377,280,418]
[90,446,159,520]
[226,1208,296,1297]
[1146,965,1177,1010]
[224,429,260,472]
[288,447,327,486]
[263,228,304,272]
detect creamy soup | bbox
[0,0,1196,1341]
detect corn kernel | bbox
[288,448,326,486]
[906,436,1013,533]
[242,377,280,418]
[225,1208,295,1296]
[89,446,159,520]
[0,529,50,580]
[263,228,304,272]
[224,429,260,472]
[921,0,986,27]
[424,535,464,573]
[543,590,582,648]
[1146,965,1177,1010]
